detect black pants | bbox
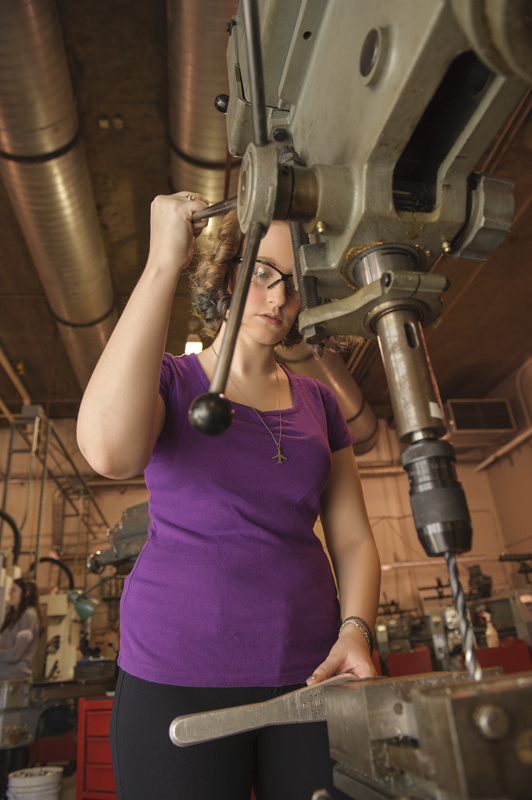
[110,669,346,800]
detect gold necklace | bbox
[211,345,287,464]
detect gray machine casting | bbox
[183,1,532,797]
[189,0,531,677]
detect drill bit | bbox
[445,551,483,681]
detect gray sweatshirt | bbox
[0,608,40,680]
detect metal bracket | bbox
[299,271,449,341]
[451,174,515,261]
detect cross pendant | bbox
[273,445,287,464]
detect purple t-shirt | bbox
[117,353,355,687]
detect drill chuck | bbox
[401,438,472,556]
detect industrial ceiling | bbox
[0,0,531,443]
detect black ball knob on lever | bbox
[214,94,229,114]
[188,392,234,436]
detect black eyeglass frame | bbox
[235,257,298,296]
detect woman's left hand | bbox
[306,624,377,684]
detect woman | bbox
[0,578,42,798]
[77,192,381,800]
[0,579,41,681]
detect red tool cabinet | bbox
[76,696,117,800]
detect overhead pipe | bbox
[359,464,404,478]
[167,0,240,204]
[475,426,532,472]
[0,398,15,424]
[475,358,532,471]
[276,341,379,454]
[0,342,31,407]
[0,335,30,423]
[0,0,117,391]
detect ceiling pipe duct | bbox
[0,0,117,391]
[276,341,379,454]
[167,0,240,204]
[0,343,31,407]
[0,398,14,424]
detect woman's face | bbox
[236,221,301,347]
[10,583,23,609]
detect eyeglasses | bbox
[235,258,298,297]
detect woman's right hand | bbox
[147,192,209,278]
[77,190,209,479]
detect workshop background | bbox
[0,0,531,702]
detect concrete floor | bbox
[60,770,77,799]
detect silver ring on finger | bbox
[185,193,195,201]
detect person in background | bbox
[0,578,42,798]
[0,579,41,681]
[77,192,381,800]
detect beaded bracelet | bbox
[339,616,374,655]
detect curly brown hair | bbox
[189,211,303,349]
[189,211,359,355]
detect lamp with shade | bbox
[68,576,124,621]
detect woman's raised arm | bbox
[76,192,208,479]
